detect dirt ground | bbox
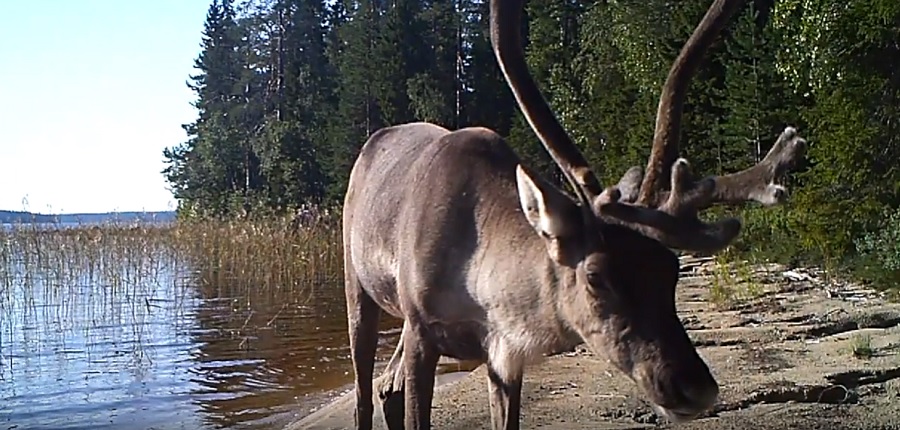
[287,256,900,430]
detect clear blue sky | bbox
[0,1,212,214]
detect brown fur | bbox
[343,124,716,429]
[341,0,808,429]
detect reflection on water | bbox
[187,277,400,429]
[0,228,401,429]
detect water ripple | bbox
[0,247,400,430]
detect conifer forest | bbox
[162,0,900,286]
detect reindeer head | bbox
[514,161,718,422]
[492,0,806,422]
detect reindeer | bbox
[340,0,807,429]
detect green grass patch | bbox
[708,248,765,308]
[849,333,876,359]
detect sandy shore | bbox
[287,257,900,430]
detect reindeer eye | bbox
[583,263,603,286]
[585,270,602,286]
[583,256,608,289]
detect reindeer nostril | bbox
[680,380,718,410]
[658,370,718,413]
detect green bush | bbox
[853,207,900,288]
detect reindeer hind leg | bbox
[345,267,382,430]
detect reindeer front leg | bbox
[486,341,525,430]
[402,322,441,430]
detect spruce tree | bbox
[163,0,250,217]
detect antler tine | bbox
[704,126,807,207]
[634,126,808,209]
[636,0,748,207]
[489,0,603,209]
[598,127,807,253]
[597,158,741,254]
[490,0,805,254]
[593,0,777,254]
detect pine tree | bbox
[715,1,797,176]
[770,0,900,255]
[570,1,647,183]
[408,0,458,127]
[244,0,334,208]
[323,0,384,200]
[458,0,516,134]
[163,0,252,217]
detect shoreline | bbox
[287,258,900,430]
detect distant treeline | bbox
[162,0,900,285]
[0,210,176,225]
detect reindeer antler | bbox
[595,0,808,253]
[597,126,806,253]
[490,0,807,254]
[489,0,603,212]
[636,0,747,207]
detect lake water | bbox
[0,230,404,429]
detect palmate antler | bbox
[490,0,807,254]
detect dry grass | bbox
[173,215,343,297]
[0,222,175,293]
[0,215,343,297]
[0,215,344,378]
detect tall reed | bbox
[173,214,343,292]
[0,214,344,386]
[0,213,343,299]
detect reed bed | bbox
[0,223,176,293]
[0,214,344,385]
[174,214,343,292]
[0,213,344,301]
[0,222,185,371]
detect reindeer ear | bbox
[515,164,579,239]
